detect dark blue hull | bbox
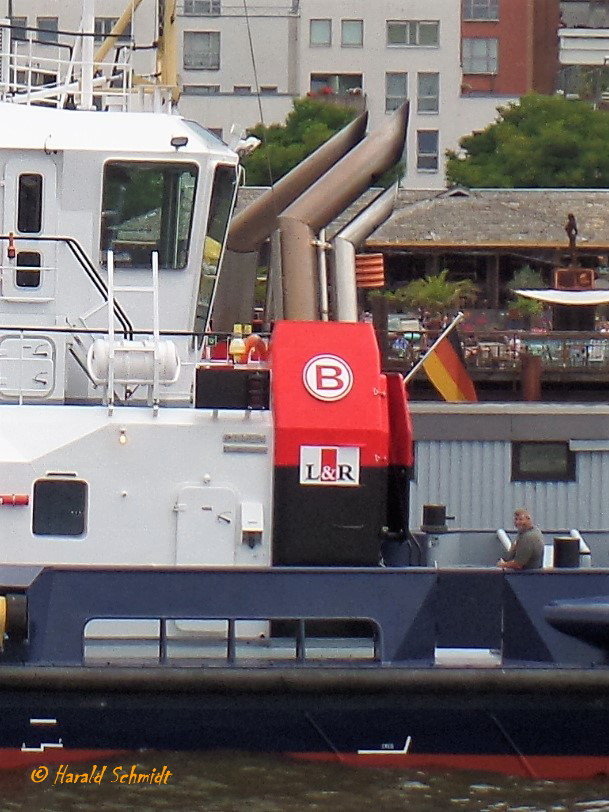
[4,666,609,779]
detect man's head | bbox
[514,508,533,532]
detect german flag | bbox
[421,328,477,402]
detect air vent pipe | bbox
[332,183,398,322]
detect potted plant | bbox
[394,270,480,327]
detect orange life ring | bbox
[244,334,268,362]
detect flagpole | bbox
[403,311,465,385]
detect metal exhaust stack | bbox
[279,102,408,321]
[212,111,368,331]
[226,111,368,254]
[332,183,399,322]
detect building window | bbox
[16,251,41,288]
[233,85,251,94]
[463,0,499,21]
[184,0,221,14]
[37,17,58,45]
[416,130,439,171]
[33,478,88,537]
[183,31,220,70]
[387,21,439,47]
[18,174,43,234]
[260,85,278,93]
[462,37,498,74]
[310,19,331,47]
[341,19,363,47]
[94,18,132,42]
[310,73,362,95]
[183,84,220,95]
[385,72,407,112]
[512,442,576,482]
[417,72,439,113]
[10,17,27,41]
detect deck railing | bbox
[384,330,609,377]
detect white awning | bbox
[515,289,609,306]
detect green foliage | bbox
[507,296,544,320]
[375,160,406,189]
[446,93,609,188]
[506,265,548,293]
[241,98,357,186]
[393,270,479,316]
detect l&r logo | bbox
[299,446,360,487]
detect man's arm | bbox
[497,558,523,570]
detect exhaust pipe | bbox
[227,110,368,254]
[279,102,408,321]
[332,183,399,322]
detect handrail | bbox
[0,234,133,337]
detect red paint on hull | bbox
[289,752,609,780]
[0,748,125,771]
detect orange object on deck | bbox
[355,253,385,288]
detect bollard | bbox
[553,535,580,568]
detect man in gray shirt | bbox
[497,508,544,570]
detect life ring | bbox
[244,334,268,362]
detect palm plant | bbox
[394,270,480,317]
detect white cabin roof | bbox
[0,103,236,159]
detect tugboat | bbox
[1,2,609,781]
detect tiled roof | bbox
[234,187,609,250]
[368,189,609,248]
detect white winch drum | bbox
[86,338,181,385]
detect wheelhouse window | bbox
[16,251,41,288]
[463,37,498,74]
[194,164,238,335]
[33,477,87,536]
[17,174,43,233]
[512,442,576,482]
[387,21,439,47]
[100,161,198,269]
[463,0,499,21]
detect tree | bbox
[446,94,609,188]
[241,98,357,186]
[394,270,479,317]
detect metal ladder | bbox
[106,249,161,413]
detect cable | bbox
[242,0,275,189]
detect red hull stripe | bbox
[288,751,609,780]
[0,748,125,771]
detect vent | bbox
[553,268,595,291]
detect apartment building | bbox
[1,1,561,189]
[461,0,559,96]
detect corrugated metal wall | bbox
[410,441,609,533]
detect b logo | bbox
[303,355,353,402]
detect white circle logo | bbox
[303,355,354,402]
